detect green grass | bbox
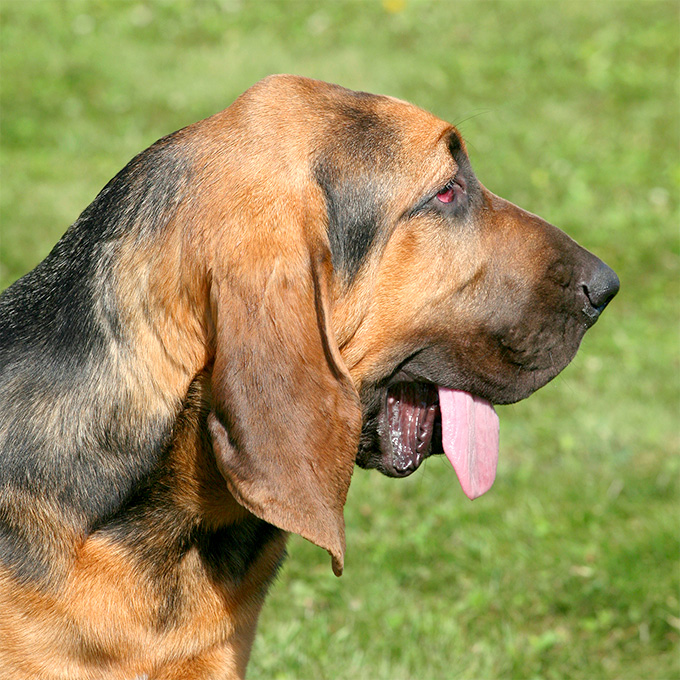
[1,1,678,678]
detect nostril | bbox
[582,283,604,314]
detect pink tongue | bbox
[438,388,499,500]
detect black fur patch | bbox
[316,169,382,283]
[0,131,194,584]
[104,496,283,630]
[0,515,54,584]
[194,520,282,586]
[314,92,400,282]
[447,130,463,158]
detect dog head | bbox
[194,76,618,573]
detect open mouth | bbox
[384,383,440,476]
[381,382,499,499]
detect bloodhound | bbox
[0,75,619,678]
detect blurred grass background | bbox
[0,1,678,678]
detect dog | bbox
[0,75,619,678]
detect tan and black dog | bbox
[0,75,618,678]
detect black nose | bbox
[582,259,620,316]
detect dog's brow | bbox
[434,125,459,147]
[446,130,463,155]
[440,130,471,174]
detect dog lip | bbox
[387,368,497,405]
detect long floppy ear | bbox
[207,234,362,576]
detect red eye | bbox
[435,176,467,204]
[436,185,455,203]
